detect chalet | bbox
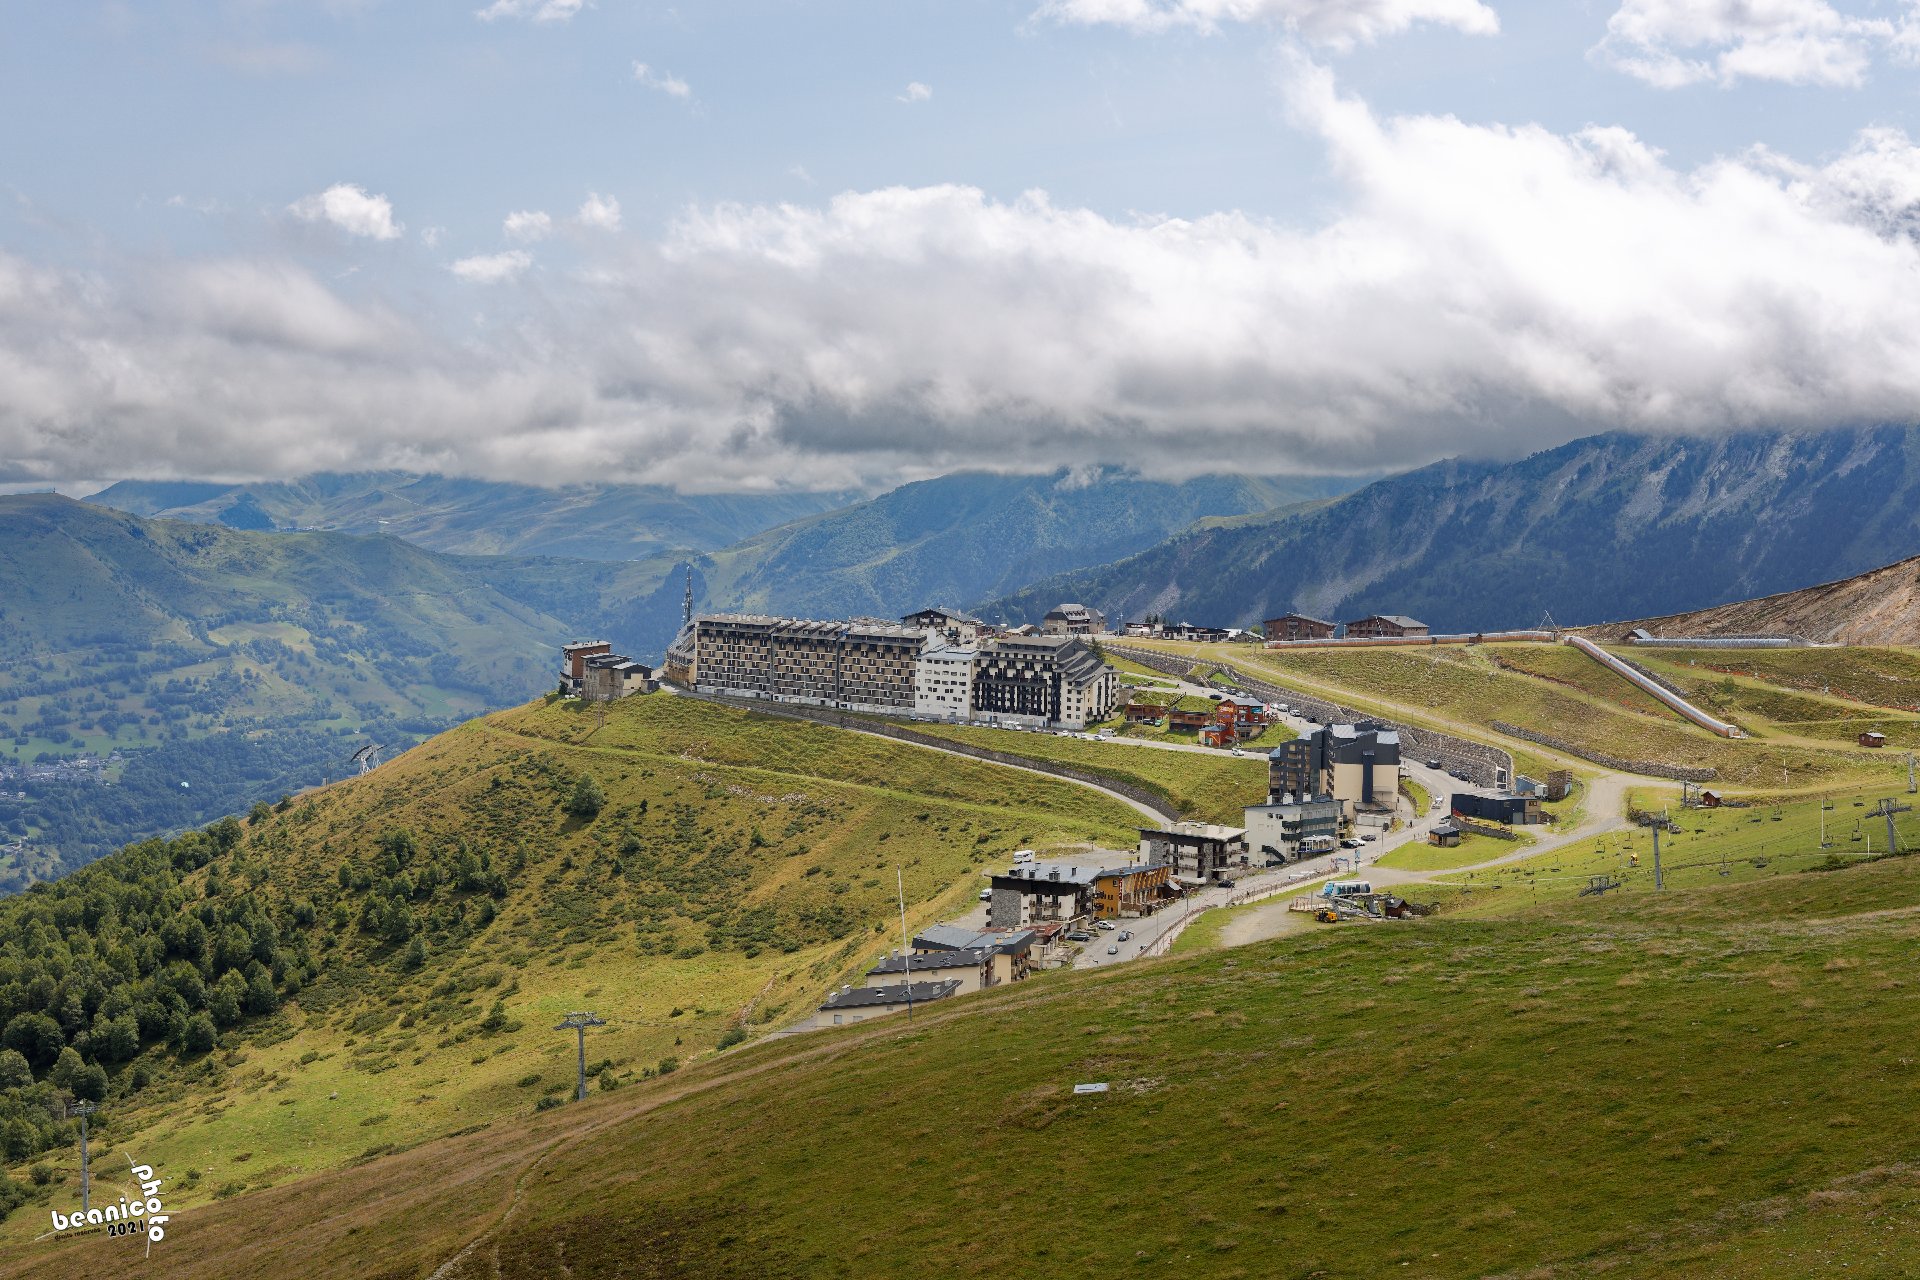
[1167,623,1230,643]
[1123,621,1161,638]
[913,926,1036,984]
[1264,613,1336,643]
[816,979,961,1028]
[1860,731,1888,748]
[1429,823,1462,848]
[901,606,985,645]
[1343,614,1430,639]
[1091,863,1176,918]
[988,861,1102,927]
[1042,603,1107,636]
[867,948,995,995]
[580,654,657,700]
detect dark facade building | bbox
[1451,793,1543,825]
[1269,722,1401,818]
[971,635,1116,729]
[1263,613,1336,643]
[1343,614,1430,639]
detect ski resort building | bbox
[971,634,1118,729]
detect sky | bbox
[7,0,1920,493]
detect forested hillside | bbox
[0,497,566,880]
[0,694,1139,1225]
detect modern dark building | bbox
[1451,793,1543,825]
[1269,722,1401,818]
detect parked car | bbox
[1096,920,1116,931]
[1208,692,1224,700]
[1118,930,1132,942]
[1361,834,1378,843]
[979,889,992,901]
[1340,837,1363,849]
[1106,945,1119,955]
[1230,747,1246,757]
[1066,931,1093,943]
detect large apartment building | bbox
[692,613,1118,730]
[1268,722,1401,819]
[972,635,1117,730]
[693,614,923,713]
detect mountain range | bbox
[988,426,1920,633]
[86,472,856,563]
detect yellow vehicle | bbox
[1314,908,1341,923]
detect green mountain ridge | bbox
[86,473,856,564]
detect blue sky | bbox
[7,1,1920,492]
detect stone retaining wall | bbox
[1490,721,1718,782]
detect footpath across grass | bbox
[904,722,1268,825]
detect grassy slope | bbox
[901,722,1269,825]
[1632,646,1920,749]
[17,850,1920,1278]
[0,695,1142,1238]
[1431,785,1920,917]
[1133,639,1902,792]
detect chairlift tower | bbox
[65,1099,97,1212]
[349,744,381,776]
[554,1012,607,1102]
[1867,799,1912,857]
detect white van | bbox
[1011,850,1035,865]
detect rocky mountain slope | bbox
[1583,552,1920,645]
[987,426,1920,633]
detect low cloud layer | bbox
[11,63,1920,491]
[1595,0,1920,88]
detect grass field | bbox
[1129,640,1904,792]
[1630,647,1920,748]
[901,722,1269,824]
[1430,785,1920,917]
[20,848,1920,1278]
[0,694,1146,1241]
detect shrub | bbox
[566,775,606,821]
[716,1028,748,1051]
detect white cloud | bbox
[898,82,933,103]
[21,61,1920,491]
[632,61,692,98]
[449,250,532,283]
[504,210,553,242]
[475,0,585,22]
[421,226,445,250]
[287,183,404,241]
[1032,0,1499,45]
[577,193,622,231]
[1594,0,1912,88]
